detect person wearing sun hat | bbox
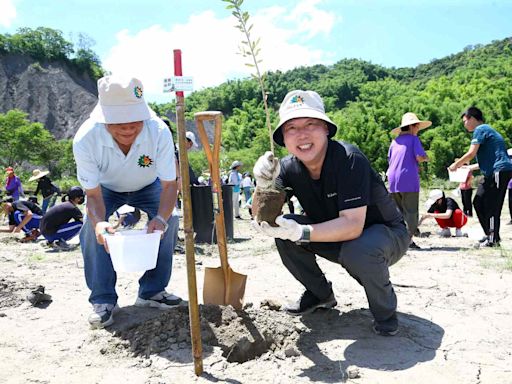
[228,160,243,219]
[73,75,182,329]
[4,166,24,201]
[252,90,409,336]
[30,169,60,214]
[386,112,430,249]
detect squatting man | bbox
[252,90,409,336]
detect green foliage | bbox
[1,27,105,80]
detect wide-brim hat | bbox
[186,131,198,148]
[273,90,337,147]
[424,189,444,209]
[28,169,49,181]
[116,204,135,215]
[391,112,432,135]
[231,160,242,170]
[89,76,155,124]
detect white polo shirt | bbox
[73,117,176,193]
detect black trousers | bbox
[473,170,512,243]
[275,214,409,322]
[460,189,473,217]
[509,189,512,221]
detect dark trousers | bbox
[460,189,473,217]
[275,214,409,322]
[509,189,512,221]
[390,192,419,238]
[473,170,512,243]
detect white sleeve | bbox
[155,120,176,181]
[73,136,100,190]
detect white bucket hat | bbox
[425,189,444,209]
[391,112,432,135]
[89,76,154,124]
[231,160,242,170]
[186,131,198,148]
[273,90,337,146]
[28,169,50,182]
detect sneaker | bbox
[373,314,399,336]
[478,236,489,243]
[408,241,421,250]
[55,240,71,250]
[135,291,183,309]
[455,228,466,237]
[88,303,118,329]
[438,228,451,238]
[284,289,337,316]
[20,229,40,243]
[479,239,500,248]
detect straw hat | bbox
[273,90,337,147]
[391,112,432,135]
[89,76,154,124]
[28,169,49,181]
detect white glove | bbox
[253,151,280,190]
[252,215,309,242]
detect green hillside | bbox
[162,37,512,180]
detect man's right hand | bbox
[95,221,114,252]
[253,151,280,189]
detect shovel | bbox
[194,111,247,310]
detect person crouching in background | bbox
[40,186,85,250]
[419,189,468,238]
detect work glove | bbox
[253,151,280,190]
[252,215,310,242]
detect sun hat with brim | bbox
[186,131,198,148]
[391,112,432,135]
[89,76,155,124]
[424,189,444,210]
[231,161,242,170]
[273,90,337,147]
[28,169,49,182]
[116,204,135,215]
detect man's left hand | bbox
[252,215,305,242]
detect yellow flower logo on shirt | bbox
[137,155,153,168]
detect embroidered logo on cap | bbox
[290,95,304,105]
[134,86,143,99]
[138,154,153,168]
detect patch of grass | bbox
[499,247,512,271]
[28,253,46,262]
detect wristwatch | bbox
[154,214,169,233]
[297,225,312,244]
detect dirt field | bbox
[1,206,512,384]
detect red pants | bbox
[434,209,468,229]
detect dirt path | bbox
[0,211,511,383]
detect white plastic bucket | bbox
[105,229,162,272]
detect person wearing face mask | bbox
[4,166,24,201]
[40,186,85,250]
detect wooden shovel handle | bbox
[194,112,230,279]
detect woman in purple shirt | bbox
[4,166,24,201]
[387,113,430,249]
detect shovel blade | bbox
[203,266,247,310]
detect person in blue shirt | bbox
[449,106,512,247]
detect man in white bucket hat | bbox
[73,75,182,329]
[252,90,409,336]
[386,112,430,249]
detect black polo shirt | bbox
[276,140,403,227]
[428,197,459,215]
[40,201,83,235]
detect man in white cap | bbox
[252,90,409,336]
[73,75,182,329]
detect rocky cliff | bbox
[0,54,98,139]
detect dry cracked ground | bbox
[0,207,511,384]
